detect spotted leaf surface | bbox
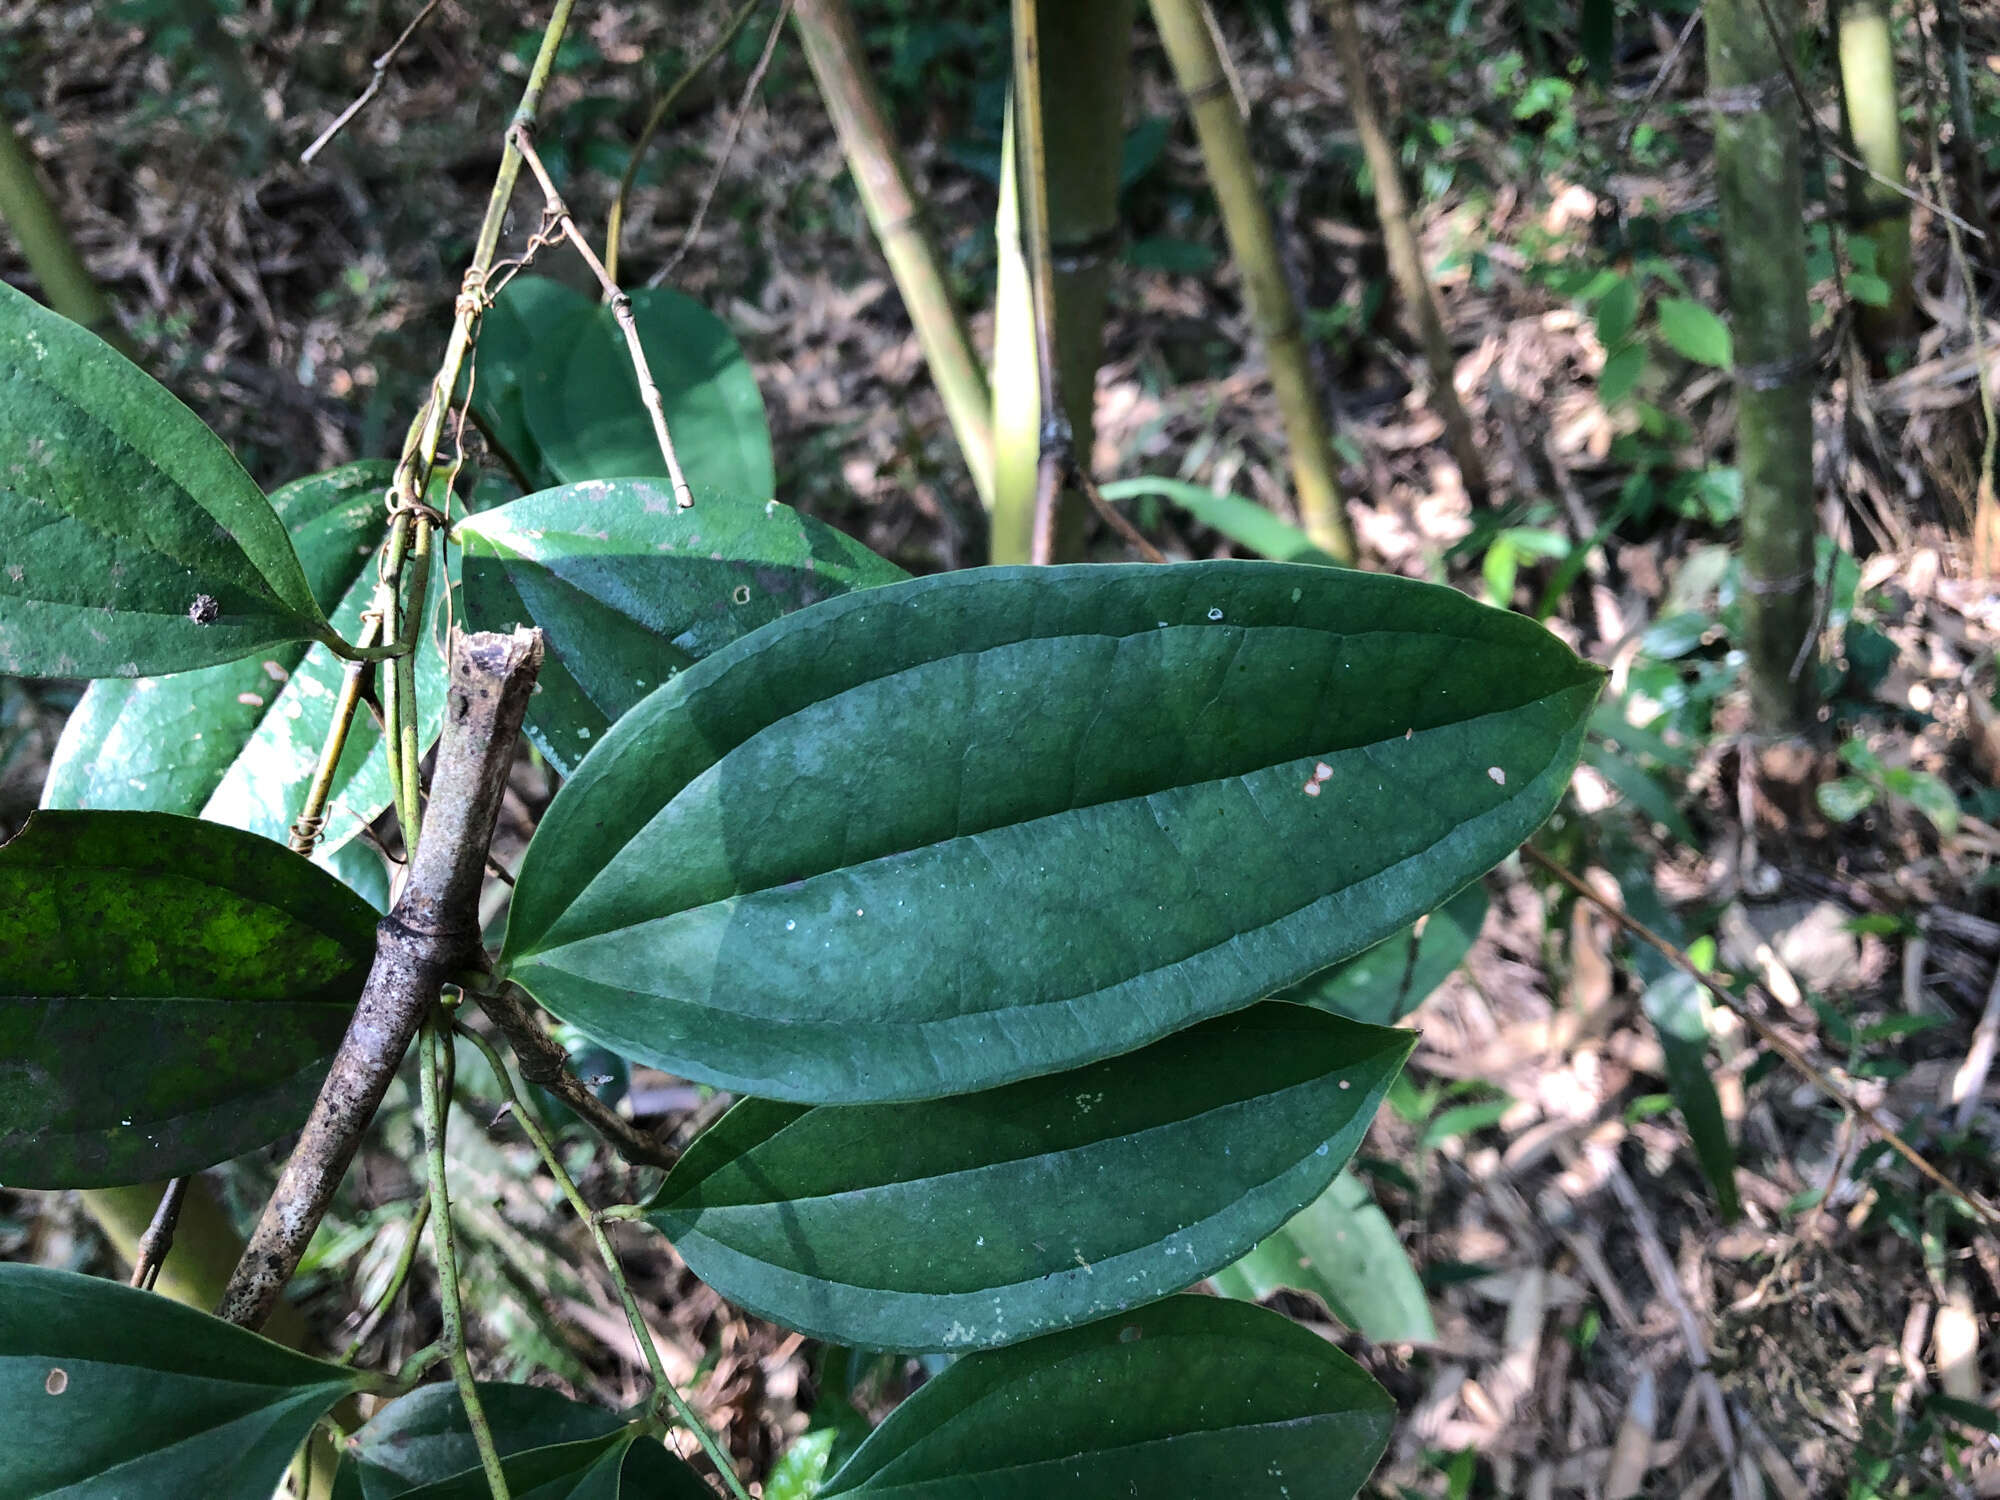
[817,1296,1395,1499]
[0,280,329,676]
[504,562,1601,1104]
[0,810,377,1187]
[648,1005,1411,1351]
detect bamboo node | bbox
[1737,352,1815,392]
[1707,77,1785,115]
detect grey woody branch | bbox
[218,627,544,1330]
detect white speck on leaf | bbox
[1207,606,1223,620]
[1489,766,1506,785]
[1302,781,1321,797]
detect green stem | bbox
[454,1025,750,1500]
[605,0,765,285]
[0,112,129,353]
[337,1195,431,1366]
[420,1018,511,1500]
[1317,0,1485,507]
[298,0,580,861]
[1710,0,1819,732]
[793,0,995,507]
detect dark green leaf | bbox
[1597,341,1646,406]
[1656,297,1733,369]
[42,462,452,889]
[0,810,378,1186]
[1209,1169,1433,1342]
[1098,477,1340,564]
[521,285,773,500]
[0,279,330,677]
[347,1383,624,1499]
[457,480,905,773]
[470,275,595,490]
[385,1434,710,1500]
[818,1297,1394,1499]
[503,562,1600,1104]
[1273,881,1488,1024]
[1419,1098,1511,1150]
[0,1263,360,1499]
[1592,275,1638,349]
[1640,972,1741,1220]
[648,1005,1411,1351]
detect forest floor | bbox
[5,2,2000,1496]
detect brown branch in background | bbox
[511,124,697,507]
[218,628,545,1330]
[1522,843,2000,1231]
[299,0,445,166]
[474,979,679,1170]
[606,0,767,286]
[651,0,794,288]
[1318,0,1488,502]
[128,1177,189,1291]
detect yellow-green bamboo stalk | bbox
[1711,0,1819,731]
[1836,0,1914,359]
[990,0,1138,564]
[0,114,130,354]
[1319,0,1487,502]
[793,0,995,507]
[991,109,1042,564]
[1147,0,1357,562]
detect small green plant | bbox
[1817,737,1961,837]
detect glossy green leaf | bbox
[41,462,452,884]
[765,1429,839,1500]
[0,810,378,1186]
[469,275,595,490]
[1099,476,1339,564]
[0,1263,361,1499]
[504,562,1600,1104]
[1274,880,1488,1025]
[818,1296,1394,1499]
[1656,297,1733,369]
[458,479,905,773]
[343,1382,707,1500]
[520,283,773,500]
[0,279,330,677]
[648,1005,1411,1352]
[374,1434,709,1500]
[1209,1170,1434,1342]
[347,1383,624,1498]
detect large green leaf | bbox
[346,1383,624,1498]
[503,562,1601,1104]
[469,275,594,490]
[41,462,451,885]
[0,810,378,1187]
[1209,1170,1435,1342]
[817,1297,1395,1499]
[0,1263,361,1499]
[517,282,773,500]
[458,480,905,774]
[342,1382,706,1500]
[1274,881,1489,1025]
[648,1005,1411,1352]
[0,279,330,677]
